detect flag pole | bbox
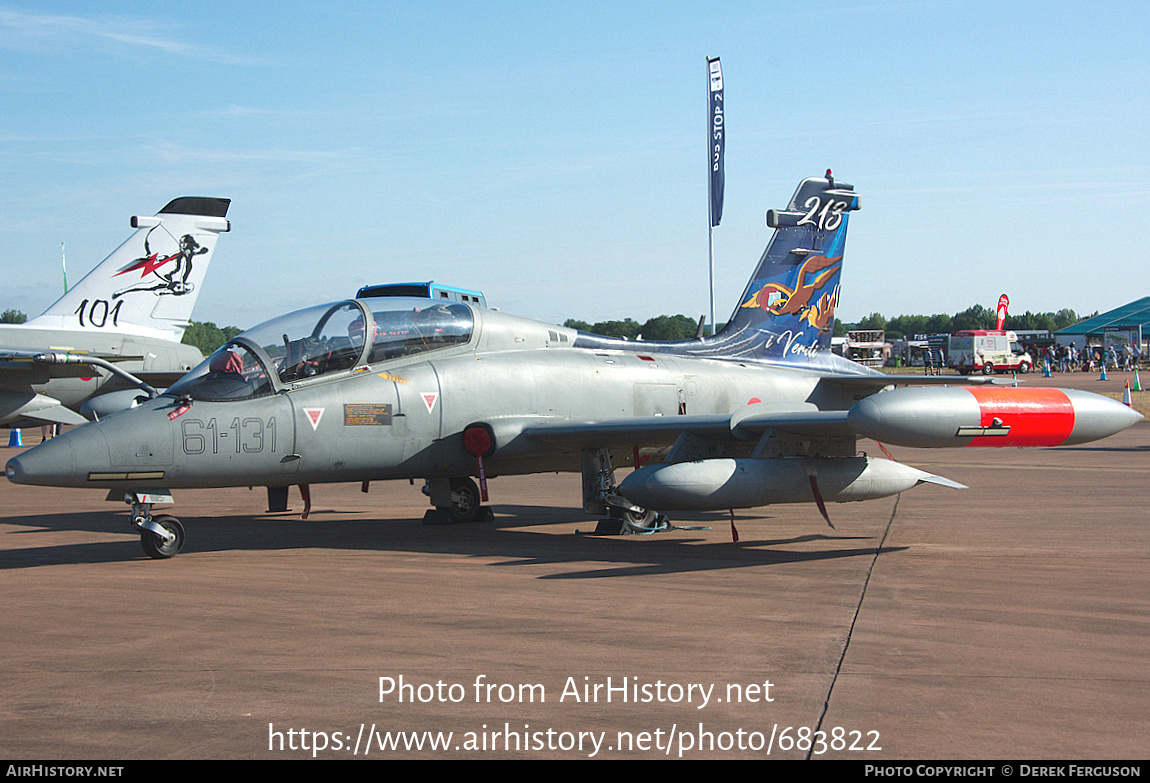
[706,57,724,337]
[708,186,715,337]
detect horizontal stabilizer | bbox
[21,404,89,426]
[0,389,89,426]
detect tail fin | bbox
[24,197,231,341]
[717,174,859,363]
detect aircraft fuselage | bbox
[6,176,1142,561]
[9,304,838,490]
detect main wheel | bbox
[615,507,664,534]
[141,515,185,559]
[447,477,483,523]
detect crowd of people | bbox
[913,341,1143,374]
[1036,343,1142,373]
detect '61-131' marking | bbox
[181,417,277,454]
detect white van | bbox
[947,330,1033,375]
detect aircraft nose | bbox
[5,425,110,487]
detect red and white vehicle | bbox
[947,330,1033,375]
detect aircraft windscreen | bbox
[168,343,273,401]
[169,301,366,400]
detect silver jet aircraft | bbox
[6,175,1141,558]
[0,197,231,427]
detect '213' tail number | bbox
[182,417,277,455]
[797,196,850,232]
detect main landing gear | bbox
[581,448,668,535]
[123,490,185,559]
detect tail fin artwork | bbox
[569,174,864,370]
[714,173,859,363]
[24,197,231,341]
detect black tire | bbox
[1019,362,1031,374]
[141,515,185,559]
[615,507,661,533]
[447,477,483,523]
[982,363,994,375]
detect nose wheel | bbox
[123,490,185,559]
[140,514,185,559]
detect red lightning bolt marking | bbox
[114,252,177,278]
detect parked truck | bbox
[947,329,1033,375]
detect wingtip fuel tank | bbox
[846,386,1142,448]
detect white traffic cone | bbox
[1123,380,1133,407]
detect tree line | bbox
[2,304,1098,357]
[562,314,704,341]
[846,304,1091,339]
[181,321,243,355]
[563,304,1093,342]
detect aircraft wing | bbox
[522,379,1143,459]
[517,372,1038,457]
[522,405,855,450]
[523,413,735,449]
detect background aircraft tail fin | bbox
[25,197,231,341]
[715,174,859,363]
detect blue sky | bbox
[2,1,1148,331]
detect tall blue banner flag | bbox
[708,57,725,227]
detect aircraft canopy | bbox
[169,298,474,401]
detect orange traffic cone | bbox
[1123,380,1133,407]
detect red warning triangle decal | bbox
[304,407,324,430]
[421,392,438,414]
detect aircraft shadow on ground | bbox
[1044,444,1150,452]
[0,503,900,578]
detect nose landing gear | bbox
[123,490,185,559]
